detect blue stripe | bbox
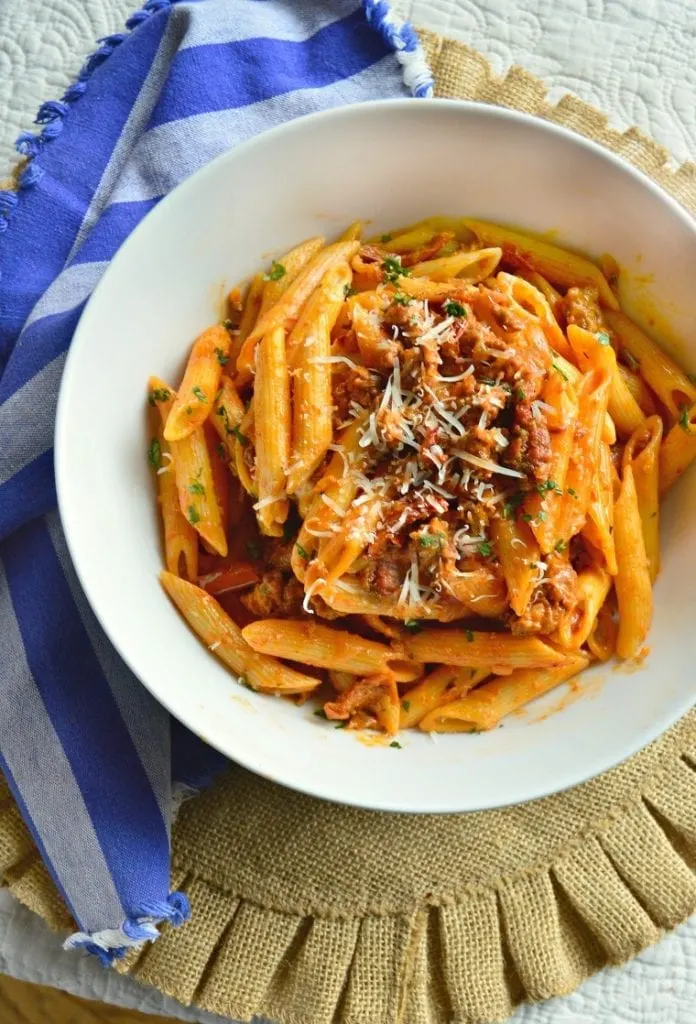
[72,199,160,265]
[0,749,81,922]
[0,450,56,543]
[0,304,84,404]
[0,10,171,374]
[2,520,170,913]
[149,8,391,127]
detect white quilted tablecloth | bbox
[1,1,695,1021]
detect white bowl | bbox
[56,100,696,813]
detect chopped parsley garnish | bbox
[522,513,533,522]
[380,233,393,243]
[222,318,234,331]
[215,347,229,366]
[390,740,402,749]
[148,387,171,406]
[503,491,525,519]
[478,541,493,557]
[392,292,412,306]
[188,480,205,495]
[465,629,475,642]
[596,331,611,346]
[295,542,310,560]
[187,505,200,525]
[147,438,161,470]
[515,387,526,401]
[536,510,548,523]
[215,442,226,459]
[231,425,248,446]
[402,700,411,711]
[419,534,442,548]
[343,284,357,298]
[554,539,567,553]
[313,708,328,719]
[552,362,569,381]
[679,405,693,433]
[381,256,410,284]
[404,620,422,633]
[567,487,578,498]
[264,260,286,282]
[192,385,207,403]
[245,540,261,560]
[335,721,347,729]
[536,479,562,495]
[443,300,468,318]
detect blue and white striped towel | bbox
[0,0,432,961]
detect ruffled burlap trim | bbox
[2,31,696,1024]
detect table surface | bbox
[2,0,696,1022]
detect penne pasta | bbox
[164,325,229,442]
[604,309,696,419]
[419,653,589,732]
[160,573,319,692]
[254,324,290,536]
[614,462,652,659]
[399,665,489,729]
[623,416,663,581]
[402,630,563,671]
[241,619,420,680]
[147,217,695,739]
[463,219,619,309]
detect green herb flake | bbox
[552,362,569,381]
[380,233,393,243]
[188,480,205,496]
[522,513,533,522]
[343,284,357,298]
[264,260,286,282]
[567,487,578,498]
[596,331,611,346]
[478,541,493,558]
[313,708,328,719]
[679,405,693,433]
[215,347,229,366]
[503,491,525,519]
[465,629,475,642]
[443,300,468,318]
[231,425,248,447]
[401,700,411,712]
[295,542,310,560]
[419,534,442,549]
[554,539,567,553]
[389,741,402,749]
[245,540,261,560]
[515,387,526,401]
[536,479,562,495]
[187,505,200,525]
[147,438,161,470]
[392,291,412,306]
[404,619,422,633]
[536,510,548,523]
[334,721,348,730]
[222,318,234,331]
[381,256,410,284]
[147,387,171,406]
[215,442,227,459]
[192,385,207,403]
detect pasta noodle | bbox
[146,218,691,739]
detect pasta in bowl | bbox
[55,99,696,811]
[149,217,691,738]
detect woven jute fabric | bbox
[3,31,696,1024]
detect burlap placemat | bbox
[3,29,696,1024]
